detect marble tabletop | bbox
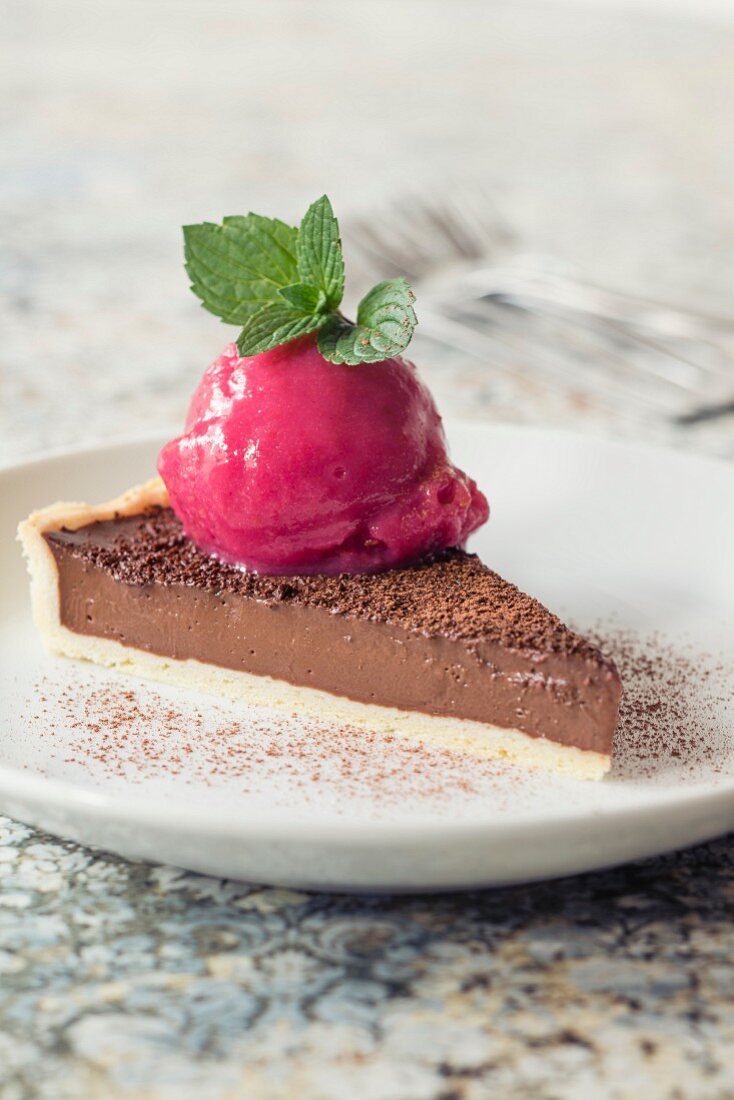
[2,1,734,1097]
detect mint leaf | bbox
[279,283,326,313]
[317,278,417,365]
[223,214,299,286]
[184,215,298,324]
[357,278,417,349]
[296,195,345,310]
[236,302,325,356]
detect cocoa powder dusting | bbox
[33,677,517,811]
[589,628,732,781]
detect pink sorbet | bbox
[158,337,489,575]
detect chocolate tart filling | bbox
[44,507,621,755]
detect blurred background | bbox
[2,0,733,464]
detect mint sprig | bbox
[183,195,417,364]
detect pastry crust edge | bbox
[18,479,611,782]
[17,477,169,658]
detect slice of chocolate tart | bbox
[19,479,621,780]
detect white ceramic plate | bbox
[1,425,733,892]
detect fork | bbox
[345,187,734,425]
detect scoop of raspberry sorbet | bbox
[158,337,489,575]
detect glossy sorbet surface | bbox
[158,338,489,575]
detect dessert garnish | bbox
[158,195,488,575]
[182,194,417,365]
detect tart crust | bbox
[18,480,611,781]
